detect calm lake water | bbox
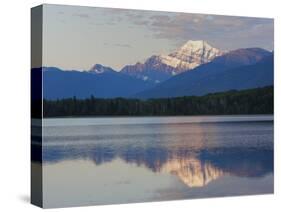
[38,115,273,208]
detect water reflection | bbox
[161,157,225,187]
[39,120,273,188]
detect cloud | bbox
[101,9,151,26]
[145,13,274,50]
[65,7,274,50]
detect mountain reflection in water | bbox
[161,157,225,187]
[37,119,273,188]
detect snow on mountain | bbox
[158,40,224,73]
[135,48,272,98]
[121,40,224,83]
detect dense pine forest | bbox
[42,86,273,117]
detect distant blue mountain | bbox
[41,66,154,99]
[135,48,273,98]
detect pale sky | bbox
[41,4,274,71]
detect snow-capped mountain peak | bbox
[158,40,224,72]
[121,40,225,83]
[180,40,211,51]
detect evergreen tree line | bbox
[43,86,273,117]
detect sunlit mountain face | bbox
[39,119,273,189]
[120,40,224,83]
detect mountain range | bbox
[36,40,273,100]
[41,66,154,99]
[121,40,224,83]
[136,48,273,98]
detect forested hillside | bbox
[43,86,273,117]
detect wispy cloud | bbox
[146,13,273,50]
[58,6,274,50]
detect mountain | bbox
[120,57,175,84]
[121,40,224,83]
[42,66,154,99]
[39,45,273,100]
[88,64,115,74]
[135,48,272,98]
[159,40,224,72]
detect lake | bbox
[37,115,273,208]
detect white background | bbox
[0,0,280,211]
